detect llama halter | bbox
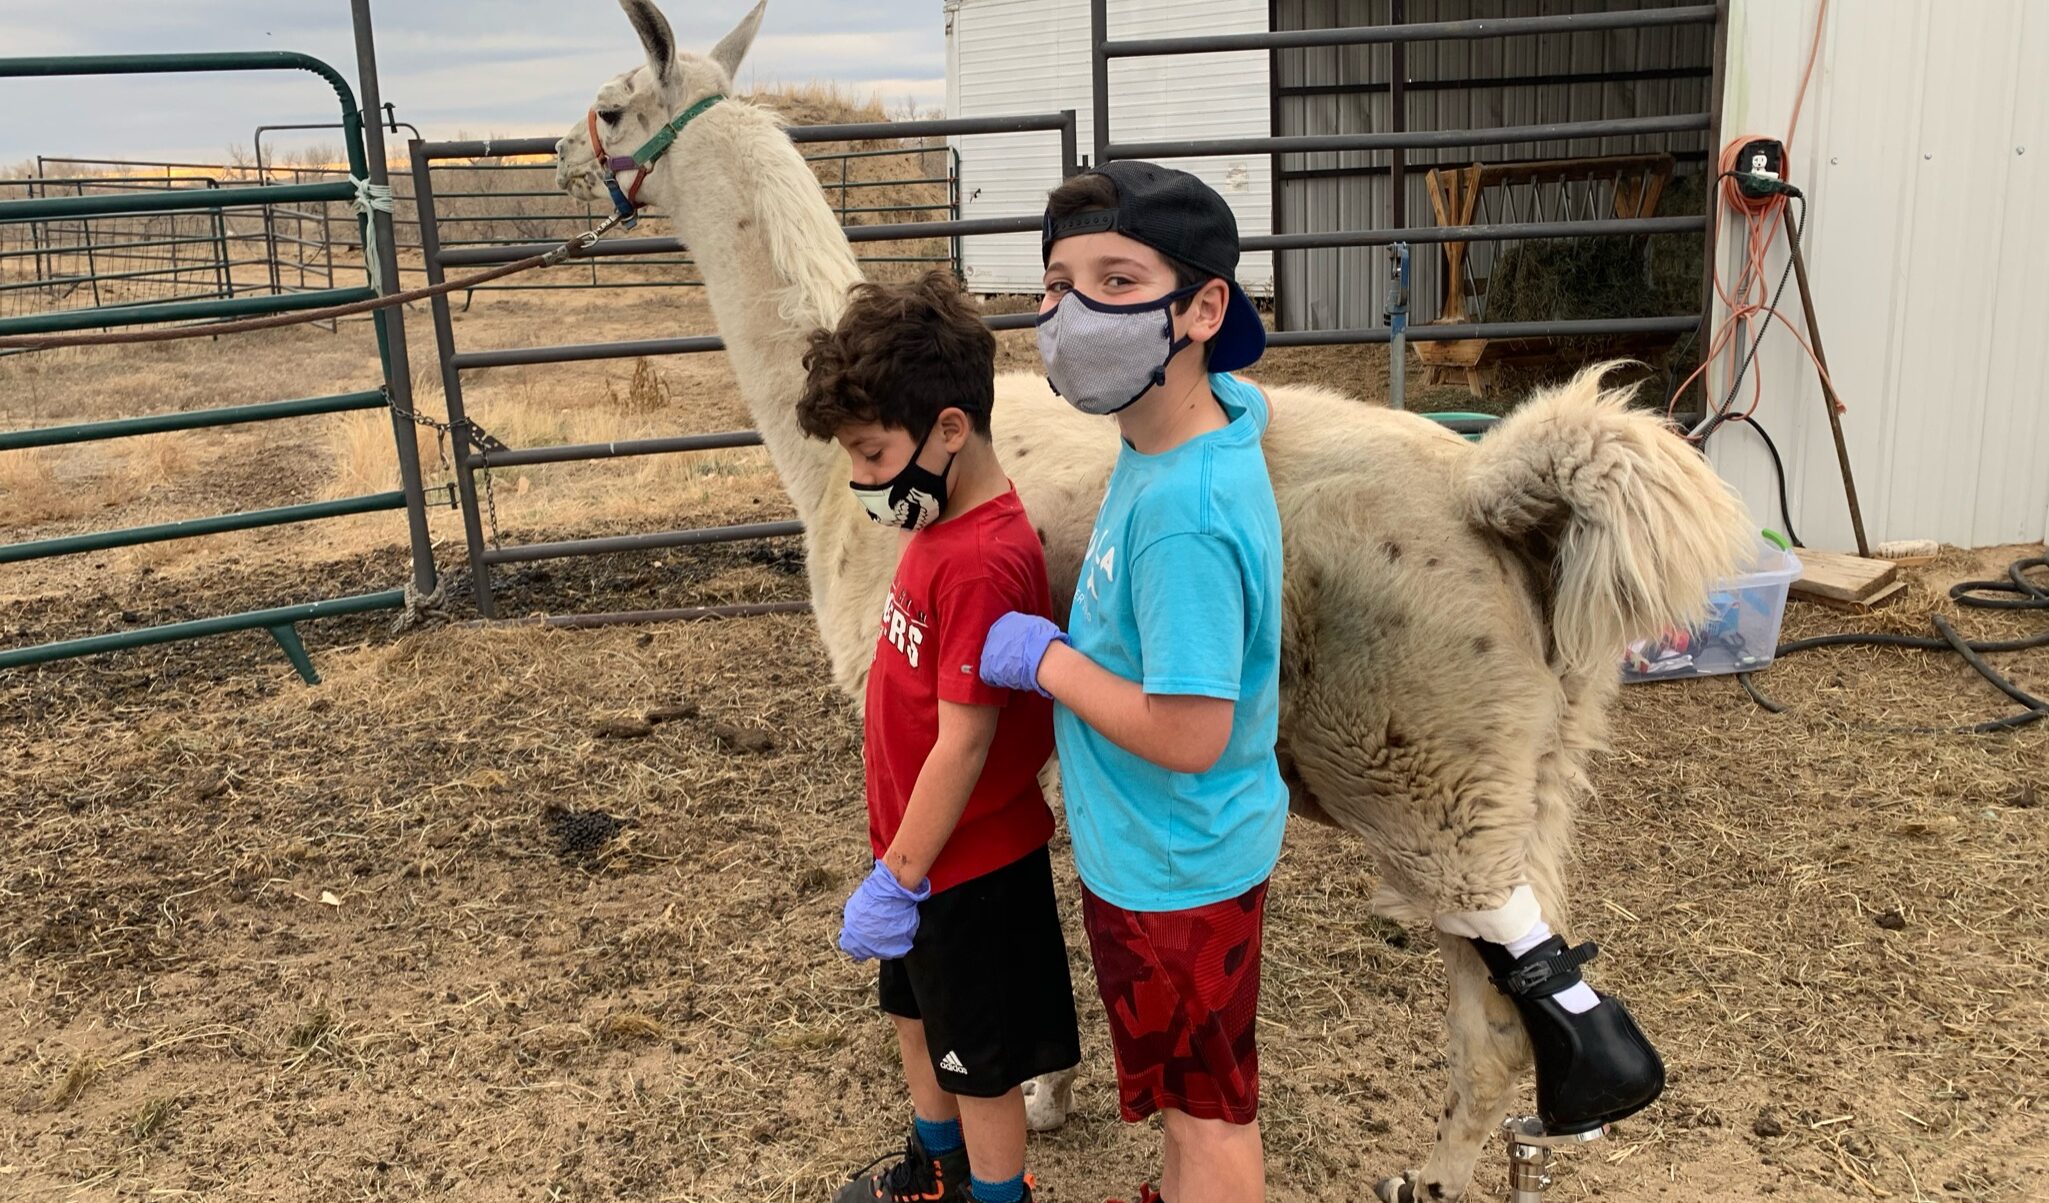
[587,92,725,227]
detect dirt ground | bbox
[4,283,2047,1203]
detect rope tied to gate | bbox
[349,176,398,293]
[393,575,448,634]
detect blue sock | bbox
[912,1113,963,1156]
[970,1171,1026,1203]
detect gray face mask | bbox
[1036,284,1200,416]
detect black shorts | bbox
[879,845,1081,1098]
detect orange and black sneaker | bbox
[832,1128,969,1203]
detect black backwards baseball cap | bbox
[1041,160,1266,373]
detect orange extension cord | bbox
[1667,0,1842,436]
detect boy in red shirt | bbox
[798,272,1080,1203]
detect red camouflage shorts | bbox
[1079,878,1268,1125]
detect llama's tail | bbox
[1457,363,1755,677]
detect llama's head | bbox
[556,0,766,210]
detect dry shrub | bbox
[0,446,138,525]
[0,447,65,522]
[45,1053,99,1111]
[130,1097,176,1142]
[120,432,195,498]
[607,358,674,412]
[597,1011,669,1044]
[322,410,439,499]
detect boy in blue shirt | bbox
[980,162,1285,1203]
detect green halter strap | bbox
[628,93,726,169]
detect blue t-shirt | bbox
[1056,372,1287,912]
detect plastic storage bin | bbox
[1622,539,1802,682]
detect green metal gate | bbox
[0,48,437,683]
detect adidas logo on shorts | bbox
[939,1050,968,1075]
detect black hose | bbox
[1736,554,2049,734]
[1728,414,1802,549]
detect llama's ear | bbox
[620,0,677,78]
[709,0,767,80]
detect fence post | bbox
[949,145,963,278]
[349,0,437,600]
[212,191,235,299]
[77,182,106,309]
[1090,0,1109,164]
[409,141,496,617]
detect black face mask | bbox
[850,423,954,531]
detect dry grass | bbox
[323,409,439,500]
[117,431,196,498]
[1,554,2041,1200]
[0,445,68,523]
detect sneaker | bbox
[1106,1186,1161,1203]
[832,1128,970,1203]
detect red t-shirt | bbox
[864,487,1056,894]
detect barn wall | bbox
[1271,0,1715,330]
[1710,0,2049,550]
[946,0,1274,296]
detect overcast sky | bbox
[0,0,944,167]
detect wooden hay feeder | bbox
[1416,153,1682,396]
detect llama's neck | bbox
[661,101,865,533]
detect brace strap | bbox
[1495,939,1600,999]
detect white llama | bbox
[553,4,1752,1199]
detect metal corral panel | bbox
[947,0,1274,296]
[1710,0,2049,550]
[1273,0,1715,329]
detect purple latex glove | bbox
[979,612,1069,697]
[838,859,931,961]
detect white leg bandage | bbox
[1434,884,1543,943]
[1438,886,1600,1014]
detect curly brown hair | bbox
[797,272,996,442]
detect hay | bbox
[1479,172,1707,377]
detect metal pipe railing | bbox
[469,430,766,469]
[0,491,407,564]
[479,520,807,566]
[1265,315,1701,348]
[0,390,386,452]
[1101,6,1717,58]
[413,111,1078,162]
[0,39,435,682]
[0,590,406,675]
[1106,113,1710,163]
[0,180,356,220]
[0,285,375,335]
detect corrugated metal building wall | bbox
[944,0,2049,548]
[945,0,1275,296]
[1272,0,1715,329]
[1710,0,2049,549]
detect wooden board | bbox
[1790,549,1899,603]
[1796,578,1908,613]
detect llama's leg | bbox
[1022,1066,1075,1132]
[1356,763,1658,1165]
[1374,935,1527,1203]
